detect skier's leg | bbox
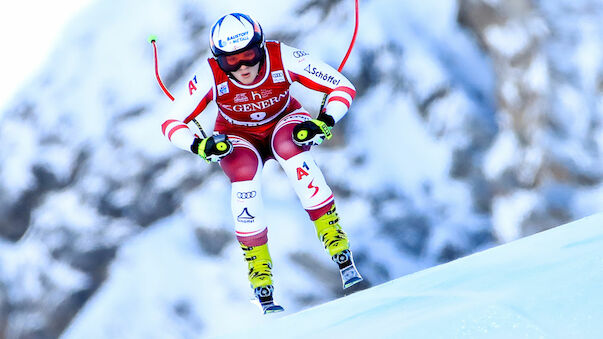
[271,111,362,288]
[220,135,273,290]
[271,111,350,256]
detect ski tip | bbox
[147,34,158,44]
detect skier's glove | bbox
[292,113,335,147]
[191,134,233,163]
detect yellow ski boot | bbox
[313,204,363,288]
[240,243,284,313]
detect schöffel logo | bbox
[304,64,341,86]
[237,191,257,199]
[237,208,255,223]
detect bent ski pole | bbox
[318,0,359,114]
[148,35,207,138]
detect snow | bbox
[0,119,37,197]
[60,217,267,339]
[484,130,518,179]
[491,190,538,242]
[485,21,531,58]
[214,213,603,338]
[60,210,603,339]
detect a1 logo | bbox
[296,162,311,180]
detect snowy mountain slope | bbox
[1,0,603,338]
[216,213,603,339]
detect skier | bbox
[161,13,362,313]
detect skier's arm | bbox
[160,61,216,152]
[280,43,356,125]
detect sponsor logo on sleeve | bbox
[293,50,309,62]
[188,75,198,95]
[217,82,229,96]
[293,50,309,58]
[304,64,341,86]
[271,70,285,83]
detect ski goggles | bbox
[217,45,263,72]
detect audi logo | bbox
[293,50,309,58]
[237,191,257,199]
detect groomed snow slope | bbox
[217,213,603,339]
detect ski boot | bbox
[240,243,284,314]
[314,204,363,289]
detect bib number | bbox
[250,112,267,121]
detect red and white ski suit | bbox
[161,41,356,246]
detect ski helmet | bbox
[209,13,265,72]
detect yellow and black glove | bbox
[292,113,335,147]
[191,134,233,163]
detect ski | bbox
[332,249,363,289]
[261,302,285,314]
[340,265,363,288]
[253,285,285,314]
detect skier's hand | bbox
[191,134,233,163]
[293,114,333,147]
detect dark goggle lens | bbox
[217,46,262,72]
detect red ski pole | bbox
[319,0,359,114]
[337,0,360,72]
[149,35,206,138]
[148,35,175,101]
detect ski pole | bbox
[318,0,359,115]
[148,35,207,138]
[148,35,175,101]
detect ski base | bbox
[333,249,364,289]
[341,265,363,289]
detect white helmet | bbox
[209,13,265,72]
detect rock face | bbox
[1,0,602,337]
[459,0,603,240]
